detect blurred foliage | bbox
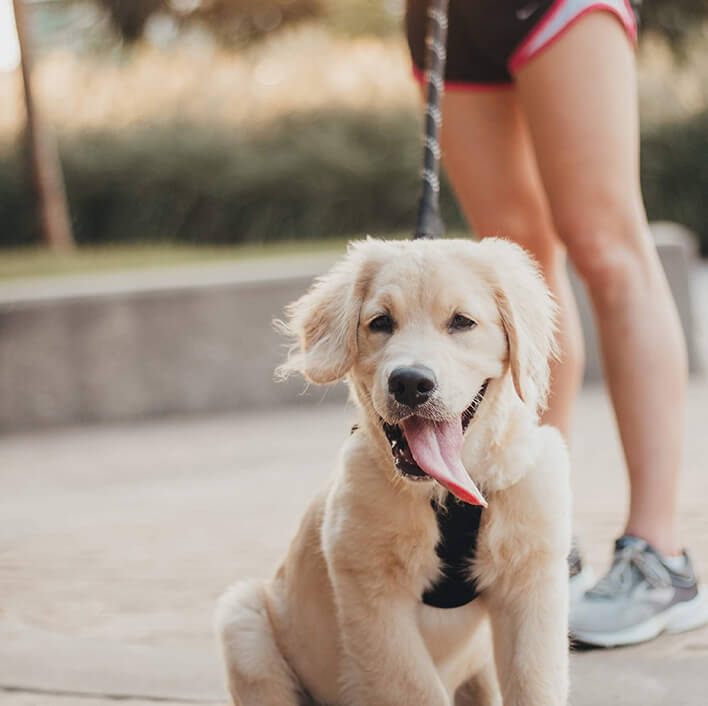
[191,0,321,44]
[100,0,162,42]
[96,0,321,45]
[0,111,454,247]
[3,2,706,254]
[642,109,708,249]
[641,0,708,48]
[1,109,706,254]
[88,0,707,46]
[324,0,404,37]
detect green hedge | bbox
[1,108,706,254]
[642,111,708,252]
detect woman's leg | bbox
[439,89,585,441]
[515,12,687,556]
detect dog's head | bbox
[277,238,557,505]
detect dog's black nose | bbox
[388,366,437,408]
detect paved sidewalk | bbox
[2,376,708,705]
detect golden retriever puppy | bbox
[216,237,571,706]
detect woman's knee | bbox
[555,208,654,311]
[476,207,561,272]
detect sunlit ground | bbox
[0,240,345,280]
[0,233,436,280]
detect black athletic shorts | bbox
[406,0,641,88]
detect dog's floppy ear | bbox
[479,238,559,413]
[275,241,378,385]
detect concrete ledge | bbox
[0,232,701,432]
[0,254,347,431]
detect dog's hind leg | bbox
[215,580,301,706]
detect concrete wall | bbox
[0,255,347,431]
[0,235,700,432]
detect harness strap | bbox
[422,492,483,608]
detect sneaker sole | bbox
[569,565,596,607]
[571,585,708,648]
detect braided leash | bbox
[414,0,450,240]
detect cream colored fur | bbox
[216,238,571,706]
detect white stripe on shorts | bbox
[509,0,637,72]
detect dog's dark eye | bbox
[449,314,477,332]
[369,314,394,333]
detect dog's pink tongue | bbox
[401,417,487,507]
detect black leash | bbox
[412,7,487,607]
[414,0,450,241]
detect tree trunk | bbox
[13,0,74,251]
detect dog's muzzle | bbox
[382,379,490,481]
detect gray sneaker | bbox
[569,535,708,647]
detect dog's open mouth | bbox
[382,381,489,506]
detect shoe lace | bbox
[588,543,671,598]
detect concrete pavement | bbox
[2,377,708,705]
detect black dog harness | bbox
[350,423,485,609]
[422,493,483,608]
